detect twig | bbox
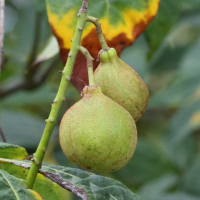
[26,13,41,68]
[79,0,88,14]
[0,59,57,99]
[0,80,25,98]
[79,46,95,85]
[0,0,5,70]
[26,1,89,189]
[87,16,109,51]
[39,171,88,200]
[0,12,43,99]
[0,125,6,142]
[25,13,42,86]
[12,162,88,200]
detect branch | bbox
[0,60,56,99]
[79,0,88,14]
[26,3,88,189]
[0,0,5,70]
[26,13,41,68]
[39,171,88,200]
[0,12,42,99]
[87,16,109,51]
[0,125,6,142]
[0,80,26,98]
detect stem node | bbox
[66,76,71,81]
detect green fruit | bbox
[59,85,137,172]
[94,48,149,121]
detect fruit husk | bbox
[59,85,137,173]
[94,48,149,121]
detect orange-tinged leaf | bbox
[46,0,160,92]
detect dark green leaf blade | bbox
[145,0,182,57]
[0,162,62,200]
[0,169,42,200]
[0,142,28,159]
[0,158,143,200]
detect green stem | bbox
[26,4,88,189]
[87,16,109,51]
[79,46,95,86]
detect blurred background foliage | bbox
[1,0,200,199]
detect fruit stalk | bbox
[87,16,109,51]
[79,46,95,85]
[26,1,88,189]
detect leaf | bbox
[144,0,182,57]
[32,35,59,65]
[45,0,160,92]
[163,137,198,170]
[113,139,172,186]
[183,156,200,195]
[138,173,178,199]
[0,158,143,200]
[0,162,62,200]
[168,100,200,145]
[0,142,28,159]
[148,72,200,109]
[152,192,200,200]
[0,109,58,148]
[181,0,200,11]
[120,36,149,80]
[0,169,43,200]
[180,36,200,75]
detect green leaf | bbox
[0,142,28,159]
[155,193,200,200]
[33,35,59,65]
[145,0,182,57]
[180,36,200,74]
[163,137,198,170]
[181,0,200,11]
[0,158,143,200]
[168,100,200,145]
[0,169,43,200]
[0,109,58,148]
[0,162,62,200]
[120,36,149,80]
[148,72,200,109]
[113,139,172,186]
[183,156,200,195]
[138,173,178,199]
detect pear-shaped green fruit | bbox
[59,85,137,173]
[94,48,149,121]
